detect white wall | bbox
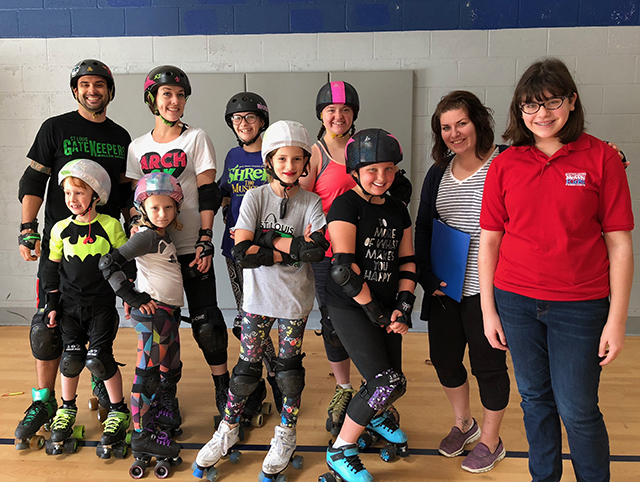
[1,26,638,317]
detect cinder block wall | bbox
[0,1,638,318]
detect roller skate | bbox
[97,410,132,459]
[151,387,182,437]
[192,420,241,481]
[266,374,283,414]
[258,425,304,481]
[326,386,356,436]
[88,374,110,422]
[357,410,409,462]
[213,372,230,420]
[44,407,85,455]
[129,428,182,479]
[14,388,57,450]
[319,444,373,482]
[242,378,272,428]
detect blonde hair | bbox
[134,197,183,231]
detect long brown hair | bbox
[431,91,495,168]
[503,58,584,146]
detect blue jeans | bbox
[494,288,610,482]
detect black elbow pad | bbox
[19,167,49,202]
[198,183,222,214]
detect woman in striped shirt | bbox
[415,91,509,474]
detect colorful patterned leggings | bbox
[224,312,307,428]
[130,306,181,431]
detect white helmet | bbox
[58,158,111,206]
[261,120,312,162]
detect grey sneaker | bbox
[438,418,481,457]
[461,438,506,473]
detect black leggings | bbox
[429,294,510,412]
[313,259,349,363]
[328,303,404,425]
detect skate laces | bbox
[20,401,45,426]
[271,427,295,457]
[328,387,354,411]
[51,409,76,431]
[103,412,126,434]
[340,446,366,473]
[372,413,398,434]
[154,430,172,447]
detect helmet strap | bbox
[353,172,382,203]
[138,204,160,230]
[74,87,110,118]
[236,132,261,147]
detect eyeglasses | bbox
[231,113,259,125]
[519,96,568,115]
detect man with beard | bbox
[15,59,131,449]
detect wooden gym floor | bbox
[1,325,639,481]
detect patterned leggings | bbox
[225,257,278,374]
[130,306,181,431]
[224,313,307,428]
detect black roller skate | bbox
[129,428,182,479]
[14,388,58,450]
[151,389,182,438]
[88,374,110,422]
[97,410,132,459]
[266,374,283,414]
[241,378,272,428]
[319,444,373,482]
[357,410,409,462]
[326,386,356,436]
[258,425,303,482]
[44,407,85,455]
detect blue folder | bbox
[430,219,471,302]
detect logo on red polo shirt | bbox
[565,172,586,187]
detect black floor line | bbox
[3,438,640,462]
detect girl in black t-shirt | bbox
[321,129,417,482]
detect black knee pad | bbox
[30,310,62,361]
[85,346,118,381]
[274,354,305,399]
[60,345,87,378]
[229,359,262,398]
[191,307,228,366]
[133,366,161,400]
[358,368,407,412]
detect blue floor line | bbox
[3,438,640,462]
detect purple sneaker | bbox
[438,418,481,457]
[461,438,506,473]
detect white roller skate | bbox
[259,425,303,481]
[192,420,241,480]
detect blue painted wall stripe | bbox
[1,1,639,38]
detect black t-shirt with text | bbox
[27,111,131,239]
[326,190,412,310]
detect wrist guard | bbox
[44,291,60,318]
[195,228,213,258]
[19,221,41,249]
[394,291,416,328]
[362,294,392,328]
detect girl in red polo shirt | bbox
[479,58,634,482]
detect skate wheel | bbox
[154,460,170,478]
[229,450,241,464]
[114,443,128,459]
[97,408,108,423]
[15,440,29,450]
[292,455,304,470]
[206,467,220,482]
[357,432,373,450]
[73,425,85,439]
[88,397,99,411]
[31,435,45,450]
[318,473,338,482]
[262,402,272,415]
[325,418,333,432]
[129,460,146,479]
[96,444,110,459]
[275,474,287,482]
[64,437,78,454]
[44,439,53,455]
[251,413,264,428]
[380,443,396,463]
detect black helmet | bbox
[315,81,359,120]
[345,128,403,173]
[225,92,269,130]
[143,65,191,113]
[70,59,115,101]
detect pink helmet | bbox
[134,172,183,210]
